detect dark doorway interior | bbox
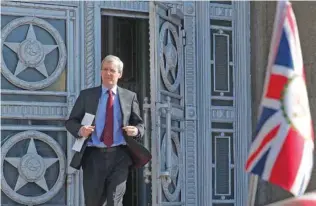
[101,15,150,206]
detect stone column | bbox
[233,1,251,206]
[184,2,198,206]
[84,1,96,89]
[196,1,211,205]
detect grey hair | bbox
[101,55,124,73]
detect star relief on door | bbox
[161,131,182,202]
[1,130,66,205]
[5,24,57,78]
[159,21,182,93]
[1,17,67,90]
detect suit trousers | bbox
[82,146,132,206]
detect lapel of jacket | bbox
[90,86,102,126]
[117,87,128,126]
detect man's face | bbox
[101,61,122,88]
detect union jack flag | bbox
[245,0,314,196]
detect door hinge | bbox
[182,29,186,46]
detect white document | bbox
[72,113,95,152]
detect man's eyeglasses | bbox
[101,68,117,74]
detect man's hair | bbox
[101,55,124,73]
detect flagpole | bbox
[248,175,258,206]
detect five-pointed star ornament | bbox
[4,138,58,192]
[3,24,57,78]
[163,30,178,81]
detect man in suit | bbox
[65,55,150,206]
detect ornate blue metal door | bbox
[147,2,186,206]
[1,1,80,205]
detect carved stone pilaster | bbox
[196,2,212,206]
[184,2,197,206]
[84,1,95,88]
[233,1,251,206]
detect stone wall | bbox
[250,1,316,205]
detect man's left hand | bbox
[122,126,139,137]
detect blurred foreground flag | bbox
[245,0,314,196]
[266,191,316,206]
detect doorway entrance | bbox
[101,15,150,206]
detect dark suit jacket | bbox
[65,86,152,170]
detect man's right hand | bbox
[79,125,95,137]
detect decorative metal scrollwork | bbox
[161,131,182,202]
[159,21,182,92]
[1,17,67,90]
[1,130,66,205]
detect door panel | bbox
[1,2,78,205]
[148,2,185,205]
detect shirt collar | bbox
[102,85,117,95]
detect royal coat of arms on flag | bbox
[245,0,314,196]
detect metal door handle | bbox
[143,97,151,184]
[157,97,172,184]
